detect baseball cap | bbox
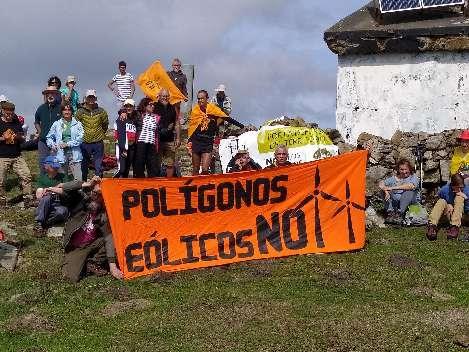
[85,89,97,98]
[43,156,61,169]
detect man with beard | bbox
[61,176,123,282]
[154,88,180,177]
[34,86,62,174]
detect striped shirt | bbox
[138,113,159,145]
[112,73,134,102]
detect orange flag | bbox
[188,103,228,138]
[136,60,187,105]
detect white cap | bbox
[123,98,135,106]
[214,84,226,92]
[0,95,9,102]
[85,89,97,98]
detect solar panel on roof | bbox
[421,0,464,8]
[379,0,464,13]
[379,0,422,13]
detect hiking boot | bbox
[447,225,460,240]
[33,222,46,238]
[385,211,403,225]
[86,262,108,277]
[426,224,438,241]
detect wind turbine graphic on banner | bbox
[294,167,365,247]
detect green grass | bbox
[1,149,468,351]
[0,204,468,351]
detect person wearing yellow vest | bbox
[450,130,469,185]
[188,90,227,175]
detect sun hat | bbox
[43,156,61,169]
[235,149,248,157]
[0,95,9,102]
[66,75,76,83]
[214,84,226,92]
[458,130,469,141]
[42,86,60,95]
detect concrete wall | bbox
[337,51,469,144]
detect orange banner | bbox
[101,151,367,280]
[136,60,187,105]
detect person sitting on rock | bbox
[426,173,469,241]
[266,144,292,168]
[34,156,71,237]
[378,158,419,224]
[450,130,469,184]
[227,150,262,173]
[61,176,123,282]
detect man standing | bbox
[154,88,180,177]
[108,61,135,107]
[210,84,232,116]
[0,102,33,206]
[35,86,62,175]
[60,75,80,114]
[167,58,188,120]
[76,90,109,181]
[266,145,292,168]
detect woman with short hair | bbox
[46,103,84,180]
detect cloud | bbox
[0,0,365,129]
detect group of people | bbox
[379,130,469,241]
[0,56,286,282]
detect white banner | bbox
[219,125,338,173]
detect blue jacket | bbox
[46,118,84,163]
[438,184,469,213]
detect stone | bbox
[423,151,433,160]
[454,333,469,348]
[425,135,445,151]
[423,160,439,172]
[46,226,64,238]
[0,242,19,271]
[366,206,386,229]
[396,148,414,162]
[367,165,392,196]
[436,150,448,159]
[440,160,451,182]
[423,169,441,183]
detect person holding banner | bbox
[266,145,292,168]
[188,90,227,175]
[134,98,160,178]
[62,177,123,282]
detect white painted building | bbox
[325,2,469,144]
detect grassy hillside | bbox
[0,150,468,351]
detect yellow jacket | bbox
[188,103,227,138]
[450,147,469,175]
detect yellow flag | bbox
[136,60,187,105]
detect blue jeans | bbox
[386,190,418,214]
[35,194,69,227]
[81,141,104,181]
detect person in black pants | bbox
[114,99,138,178]
[134,98,160,178]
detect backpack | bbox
[404,203,428,226]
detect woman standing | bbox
[46,103,84,180]
[134,97,160,178]
[114,99,138,178]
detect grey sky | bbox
[0,0,365,128]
